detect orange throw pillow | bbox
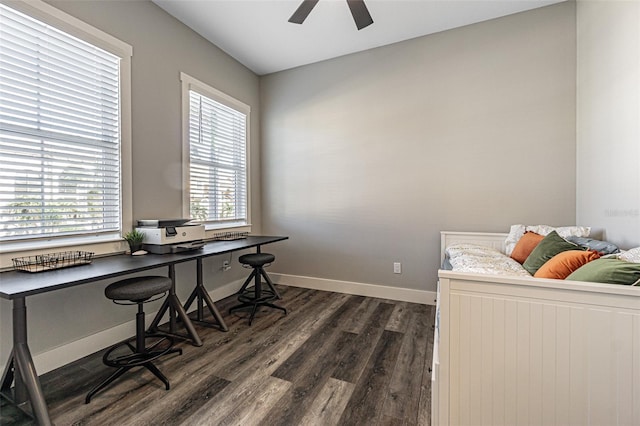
[511,231,544,264]
[534,250,601,279]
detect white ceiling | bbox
[152,0,565,76]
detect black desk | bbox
[0,235,287,425]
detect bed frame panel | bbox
[433,231,640,426]
[440,231,508,263]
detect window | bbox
[0,1,131,252]
[181,73,250,229]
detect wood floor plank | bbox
[179,329,314,425]
[341,296,381,334]
[385,301,413,333]
[176,294,351,424]
[383,303,430,422]
[213,291,352,382]
[217,376,291,426]
[51,361,170,425]
[379,414,406,426]
[298,377,355,426]
[337,329,405,425]
[127,373,230,426]
[0,288,435,426]
[161,287,313,377]
[332,302,395,383]
[271,295,364,382]
[417,304,436,426]
[211,289,340,381]
[264,331,357,426]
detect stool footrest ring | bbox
[103,335,180,368]
[237,288,277,304]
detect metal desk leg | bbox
[0,298,52,426]
[182,258,228,332]
[148,264,203,347]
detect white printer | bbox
[136,219,206,254]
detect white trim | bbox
[120,53,133,235]
[2,0,132,58]
[179,72,251,229]
[181,74,191,222]
[180,72,250,114]
[270,273,436,305]
[32,277,245,374]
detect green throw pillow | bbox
[566,258,640,285]
[523,231,582,275]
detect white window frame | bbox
[180,72,251,233]
[0,0,132,267]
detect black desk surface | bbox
[0,236,287,299]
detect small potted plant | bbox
[123,229,145,254]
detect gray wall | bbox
[576,0,640,249]
[0,0,261,371]
[260,2,577,292]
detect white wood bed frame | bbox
[432,231,640,426]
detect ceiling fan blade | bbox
[347,0,373,30]
[288,0,320,24]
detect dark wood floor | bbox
[1,286,435,425]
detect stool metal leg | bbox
[136,306,145,353]
[85,366,129,404]
[259,267,281,299]
[237,269,257,294]
[143,363,170,390]
[248,304,260,326]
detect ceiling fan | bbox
[288,0,374,30]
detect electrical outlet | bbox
[222,260,231,271]
[393,262,402,274]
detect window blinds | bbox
[0,4,121,241]
[189,90,247,223]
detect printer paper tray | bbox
[143,240,205,254]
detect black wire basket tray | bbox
[12,251,95,273]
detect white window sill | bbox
[0,234,127,271]
[203,223,252,235]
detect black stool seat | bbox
[86,275,181,404]
[229,252,286,325]
[238,253,275,268]
[105,276,172,302]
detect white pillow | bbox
[619,247,640,263]
[504,224,591,256]
[446,244,530,277]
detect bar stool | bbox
[229,253,286,325]
[86,276,182,403]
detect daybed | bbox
[432,229,640,426]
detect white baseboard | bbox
[32,274,435,374]
[270,273,437,305]
[33,278,245,375]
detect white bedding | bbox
[445,243,531,276]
